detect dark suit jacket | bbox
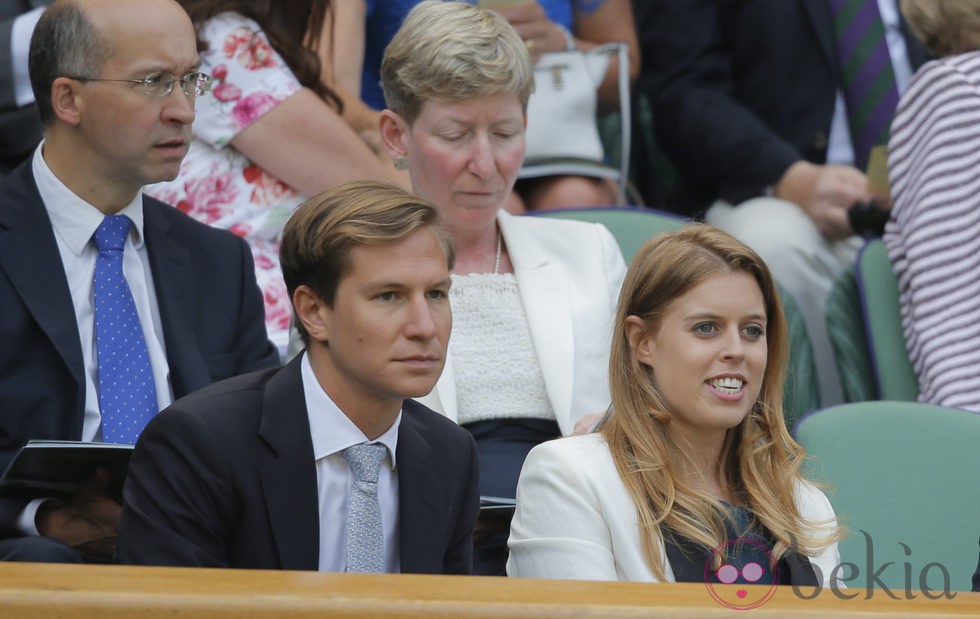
[116,357,481,574]
[645,0,929,214]
[0,1,47,175]
[0,161,280,536]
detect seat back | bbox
[779,290,821,428]
[529,206,685,261]
[826,266,876,402]
[855,240,918,401]
[530,208,821,424]
[794,401,980,592]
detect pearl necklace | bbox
[494,228,502,274]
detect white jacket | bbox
[507,433,842,583]
[416,211,627,435]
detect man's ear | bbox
[50,77,83,126]
[379,109,409,162]
[293,285,331,344]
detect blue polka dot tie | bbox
[341,443,387,573]
[92,215,158,445]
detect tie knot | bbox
[342,443,387,484]
[93,215,133,252]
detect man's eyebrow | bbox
[363,277,453,290]
[130,60,203,75]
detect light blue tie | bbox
[92,214,158,445]
[341,443,388,573]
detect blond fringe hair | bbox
[380,0,534,124]
[601,225,839,580]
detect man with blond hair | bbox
[118,181,480,573]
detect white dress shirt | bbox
[301,353,401,573]
[33,143,174,435]
[17,144,174,535]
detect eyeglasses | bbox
[67,71,214,97]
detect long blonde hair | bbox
[602,225,836,579]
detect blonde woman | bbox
[322,0,639,211]
[378,1,626,574]
[508,225,841,585]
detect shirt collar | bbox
[301,352,400,469]
[32,142,148,255]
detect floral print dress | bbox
[146,12,303,356]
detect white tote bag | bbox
[523,45,613,162]
[520,42,631,204]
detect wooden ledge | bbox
[0,562,977,618]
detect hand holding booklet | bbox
[0,440,133,502]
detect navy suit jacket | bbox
[646,0,929,213]
[0,161,280,536]
[116,357,481,574]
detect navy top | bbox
[665,504,784,585]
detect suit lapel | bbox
[142,199,209,398]
[800,0,837,72]
[0,164,84,389]
[257,357,320,570]
[499,213,574,427]
[396,401,441,573]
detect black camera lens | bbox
[847,201,889,239]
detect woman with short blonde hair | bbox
[379,1,627,575]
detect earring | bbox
[394,157,408,171]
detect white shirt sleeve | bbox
[11,7,44,107]
[15,497,53,536]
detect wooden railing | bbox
[0,562,977,618]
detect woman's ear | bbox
[625,315,654,368]
[379,109,409,162]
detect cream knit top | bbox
[449,273,555,425]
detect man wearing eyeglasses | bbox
[0,0,280,564]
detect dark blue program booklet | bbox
[0,440,132,502]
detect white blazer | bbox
[416,211,627,435]
[507,434,843,583]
